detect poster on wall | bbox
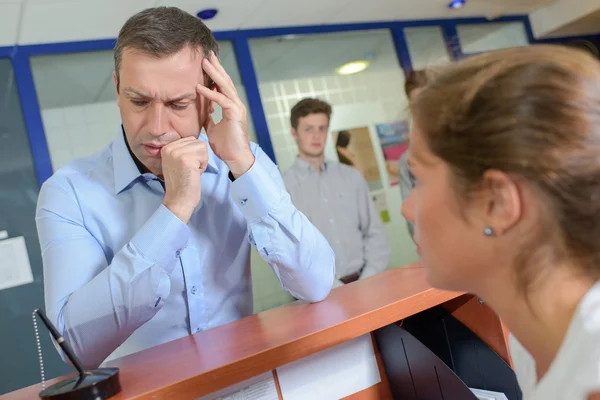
[332,126,383,192]
[375,120,410,187]
[372,192,391,224]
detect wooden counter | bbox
[1,264,511,400]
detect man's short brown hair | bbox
[114,7,219,89]
[290,98,332,129]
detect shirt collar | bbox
[112,127,219,195]
[293,156,329,174]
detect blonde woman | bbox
[402,45,600,399]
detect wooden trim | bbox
[272,370,283,400]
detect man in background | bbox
[399,69,433,238]
[283,98,390,287]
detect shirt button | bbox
[195,328,201,333]
[323,198,328,203]
[190,286,197,295]
[329,218,334,224]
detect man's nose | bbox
[148,104,169,136]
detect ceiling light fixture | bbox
[280,34,301,40]
[448,0,466,9]
[336,60,371,75]
[197,8,218,20]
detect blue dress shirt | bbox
[35,130,335,369]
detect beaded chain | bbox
[32,311,46,390]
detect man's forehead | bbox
[120,45,207,66]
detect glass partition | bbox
[0,58,70,395]
[404,26,451,69]
[458,21,529,54]
[249,30,420,312]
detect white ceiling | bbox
[0,0,556,47]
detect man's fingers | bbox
[204,114,216,133]
[162,138,207,160]
[201,57,240,104]
[160,136,196,155]
[209,51,234,87]
[196,84,237,111]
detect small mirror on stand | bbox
[32,309,121,400]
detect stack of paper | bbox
[470,388,509,400]
[276,334,381,400]
[196,372,278,400]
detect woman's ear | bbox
[479,169,522,235]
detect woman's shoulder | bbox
[537,281,600,399]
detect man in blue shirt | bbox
[35,6,335,370]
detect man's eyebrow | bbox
[122,88,196,102]
[123,88,149,98]
[166,92,196,102]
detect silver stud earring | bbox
[483,227,495,237]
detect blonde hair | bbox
[412,45,600,279]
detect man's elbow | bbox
[305,283,331,303]
[305,246,336,303]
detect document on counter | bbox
[470,388,509,400]
[276,333,381,400]
[195,371,278,400]
[0,236,34,291]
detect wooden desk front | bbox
[1,264,510,400]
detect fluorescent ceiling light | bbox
[336,60,370,75]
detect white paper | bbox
[195,372,278,400]
[470,388,509,400]
[0,230,8,240]
[0,236,34,290]
[276,334,381,400]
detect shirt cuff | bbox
[229,156,284,223]
[130,204,191,273]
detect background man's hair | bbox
[290,98,332,129]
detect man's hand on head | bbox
[196,51,255,179]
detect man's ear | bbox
[479,169,522,235]
[113,71,120,105]
[291,127,298,140]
